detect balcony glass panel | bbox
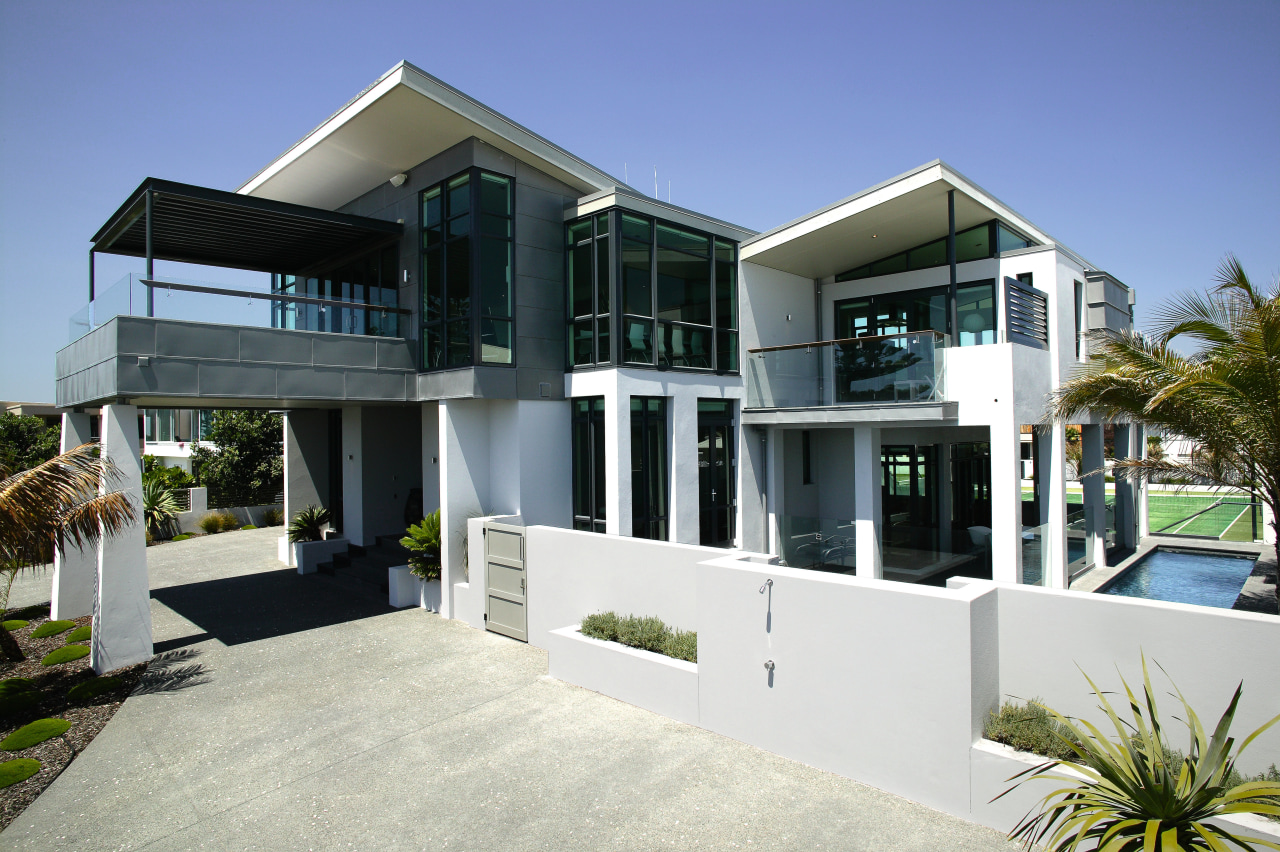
[745,332,947,409]
[778,515,856,573]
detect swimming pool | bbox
[1102,548,1257,609]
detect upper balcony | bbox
[743,331,957,425]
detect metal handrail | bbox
[140,279,412,315]
[747,330,948,354]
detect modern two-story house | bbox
[52,61,1139,671]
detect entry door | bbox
[485,521,527,642]
[698,402,736,547]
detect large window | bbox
[569,211,737,374]
[272,243,400,337]
[631,397,668,540]
[834,280,995,347]
[835,220,1033,283]
[421,169,514,370]
[572,397,607,533]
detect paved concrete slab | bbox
[2,528,1020,851]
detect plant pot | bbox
[420,579,442,613]
[293,537,347,575]
[388,565,422,608]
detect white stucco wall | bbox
[739,262,816,352]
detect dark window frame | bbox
[834,219,1035,283]
[572,396,607,534]
[630,396,669,541]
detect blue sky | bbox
[1,0,1277,403]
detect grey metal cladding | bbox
[515,304,562,342]
[345,370,410,400]
[199,361,278,397]
[313,335,377,368]
[514,160,582,197]
[376,339,416,370]
[514,213,561,250]
[116,317,157,356]
[515,336,563,371]
[472,367,518,399]
[514,182,570,223]
[417,369,479,400]
[516,368,565,400]
[516,275,562,311]
[118,357,200,395]
[156,322,240,360]
[276,365,347,399]
[516,244,562,284]
[239,328,314,364]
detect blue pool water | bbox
[1103,549,1257,609]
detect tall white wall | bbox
[739,262,816,352]
[440,399,491,618]
[52,411,96,620]
[93,404,152,674]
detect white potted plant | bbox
[287,505,347,574]
[394,509,441,611]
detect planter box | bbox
[969,739,1280,848]
[292,537,348,575]
[388,565,421,608]
[420,579,441,613]
[547,625,699,725]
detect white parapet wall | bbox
[511,523,1280,835]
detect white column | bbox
[1045,422,1069,589]
[853,425,882,579]
[92,404,151,674]
[669,392,700,544]
[1138,426,1151,540]
[1113,424,1136,550]
[341,406,364,545]
[604,384,630,537]
[51,412,96,620]
[990,421,1022,583]
[1081,423,1107,572]
[439,399,490,620]
[765,426,783,557]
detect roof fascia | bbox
[570,188,756,240]
[237,61,634,199]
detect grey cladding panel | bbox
[515,182,571,223]
[156,322,240,360]
[240,329,314,364]
[118,357,200,395]
[277,366,347,399]
[376,339,416,370]
[515,336,565,373]
[516,304,563,342]
[515,160,582,197]
[345,370,410,401]
[314,335,377,368]
[199,361,278,397]
[516,369,565,401]
[515,213,562,252]
[516,275,562,311]
[418,369,479,400]
[116,318,157,356]
[516,244,563,284]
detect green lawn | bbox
[1019,486,1261,541]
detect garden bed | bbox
[0,603,144,830]
[547,626,699,725]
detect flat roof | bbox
[741,160,1095,279]
[92,178,403,274]
[238,61,633,209]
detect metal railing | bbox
[746,331,947,409]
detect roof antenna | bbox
[668,180,671,203]
[654,166,658,198]
[624,162,628,184]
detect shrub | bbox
[261,507,284,527]
[287,505,331,544]
[0,679,40,716]
[401,510,441,581]
[142,478,180,540]
[0,758,40,788]
[197,512,223,535]
[1,620,28,632]
[66,676,122,703]
[662,629,698,663]
[40,646,89,666]
[580,611,620,642]
[615,615,669,654]
[0,718,71,751]
[171,534,192,542]
[30,620,75,640]
[1004,657,1280,850]
[64,625,90,643]
[215,510,239,532]
[5,604,48,622]
[240,524,258,530]
[984,699,1080,763]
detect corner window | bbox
[631,397,668,540]
[569,211,738,374]
[572,397,606,533]
[421,169,514,371]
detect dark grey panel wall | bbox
[336,136,578,400]
[358,405,423,540]
[286,409,330,514]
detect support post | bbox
[765,426,783,557]
[51,412,97,619]
[669,394,700,545]
[947,189,958,341]
[853,426,882,579]
[145,190,155,318]
[990,421,1023,583]
[92,403,151,674]
[1045,422,1069,588]
[1081,423,1107,572]
[604,383,630,537]
[1113,424,1136,550]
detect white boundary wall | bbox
[508,523,1280,834]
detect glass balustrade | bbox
[777,515,856,573]
[746,332,947,409]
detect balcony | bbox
[745,331,949,411]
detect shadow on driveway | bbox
[151,569,395,646]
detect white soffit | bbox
[741,161,1091,279]
[238,62,628,209]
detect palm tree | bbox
[0,441,138,660]
[1049,256,1279,601]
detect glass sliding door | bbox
[572,397,607,533]
[630,397,668,540]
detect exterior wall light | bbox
[389,173,409,188]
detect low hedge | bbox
[40,646,90,666]
[0,758,40,788]
[67,676,122,703]
[2,620,28,632]
[0,719,71,751]
[65,625,91,643]
[580,612,697,663]
[30,620,76,640]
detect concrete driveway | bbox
[2,529,1020,851]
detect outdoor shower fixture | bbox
[758,579,773,594]
[763,660,775,672]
